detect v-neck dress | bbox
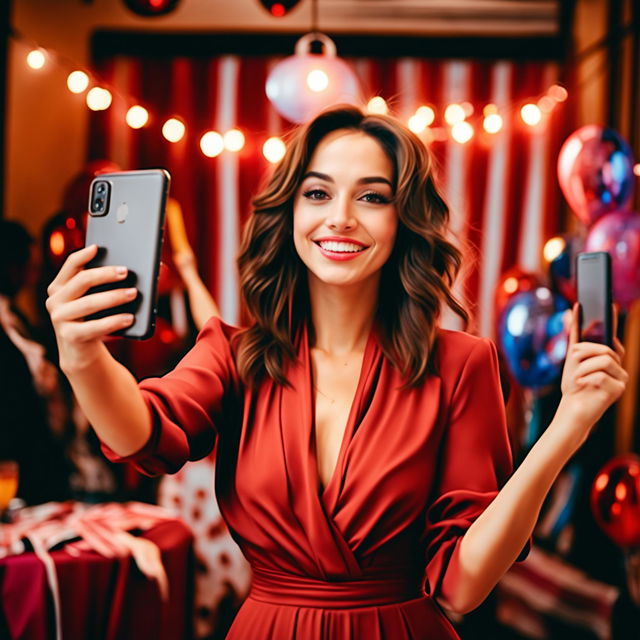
[101,316,531,639]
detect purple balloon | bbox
[585,210,640,309]
[557,125,634,226]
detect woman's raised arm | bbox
[45,244,152,457]
[438,303,627,615]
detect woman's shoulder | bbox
[434,327,494,373]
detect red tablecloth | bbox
[0,519,194,640]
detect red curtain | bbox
[88,54,569,337]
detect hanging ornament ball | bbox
[585,209,640,310]
[266,33,361,124]
[557,125,634,227]
[258,0,301,17]
[122,0,181,17]
[591,454,640,549]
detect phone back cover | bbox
[85,169,170,339]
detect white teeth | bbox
[318,241,365,253]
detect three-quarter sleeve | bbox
[423,336,531,605]
[99,315,239,477]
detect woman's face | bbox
[293,129,398,290]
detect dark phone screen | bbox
[577,253,611,346]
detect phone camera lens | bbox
[97,183,106,194]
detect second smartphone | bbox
[575,251,613,348]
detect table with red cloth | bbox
[0,517,194,640]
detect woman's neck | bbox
[307,274,379,356]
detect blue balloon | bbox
[497,288,571,389]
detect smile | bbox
[313,240,369,261]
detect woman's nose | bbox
[326,196,356,231]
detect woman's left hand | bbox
[555,302,628,447]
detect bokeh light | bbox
[451,121,474,143]
[444,103,466,125]
[27,49,46,69]
[263,136,286,163]
[224,129,245,152]
[521,103,542,126]
[162,118,186,142]
[126,105,149,129]
[200,131,224,157]
[86,87,112,111]
[366,96,388,115]
[67,70,89,93]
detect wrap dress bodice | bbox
[101,316,531,639]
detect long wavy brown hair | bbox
[234,104,473,390]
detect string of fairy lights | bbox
[17,32,575,165]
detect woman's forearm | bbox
[182,271,220,330]
[442,400,586,614]
[63,342,152,457]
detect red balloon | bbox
[495,267,543,318]
[585,210,640,310]
[590,454,640,549]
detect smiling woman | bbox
[45,103,627,640]
[236,105,470,390]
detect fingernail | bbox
[116,266,127,276]
[125,287,137,297]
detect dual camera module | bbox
[89,180,111,216]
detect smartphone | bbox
[84,169,170,339]
[575,251,613,348]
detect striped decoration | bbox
[89,55,569,338]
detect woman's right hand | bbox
[45,244,136,373]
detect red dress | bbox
[101,316,530,639]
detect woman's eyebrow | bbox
[302,171,392,188]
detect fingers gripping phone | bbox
[575,251,613,348]
[84,169,170,339]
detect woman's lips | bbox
[314,241,368,261]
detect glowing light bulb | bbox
[49,231,65,256]
[503,277,518,295]
[444,103,465,125]
[521,103,542,126]
[408,115,426,134]
[633,163,640,177]
[27,49,46,69]
[67,70,89,93]
[461,101,474,117]
[451,121,474,143]
[548,84,568,102]
[162,118,186,143]
[306,69,329,92]
[543,236,565,262]
[538,96,555,113]
[615,482,627,501]
[483,113,503,134]
[86,87,112,111]
[483,103,498,116]
[366,97,388,115]
[126,105,149,129]
[224,129,245,152]
[263,136,286,163]
[200,131,224,157]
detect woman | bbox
[45,106,628,639]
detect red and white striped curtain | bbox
[89,55,569,339]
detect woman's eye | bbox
[302,189,329,201]
[360,191,391,204]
